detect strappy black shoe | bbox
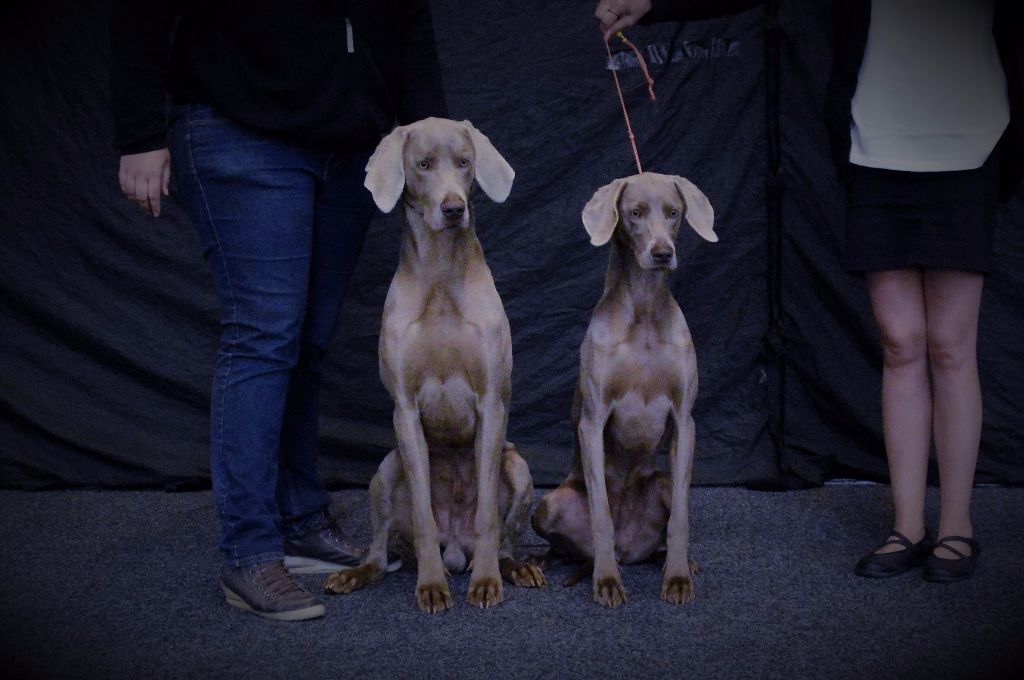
[854,531,932,578]
[922,536,981,583]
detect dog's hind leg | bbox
[497,443,546,588]
[324,449,401,595]
[532,479,594,560]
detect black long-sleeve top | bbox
[643,0,1023,201]
[110,0,449,154]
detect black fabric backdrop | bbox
[0,1,1021,490]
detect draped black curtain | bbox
[1,1,1021,490]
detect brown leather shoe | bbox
[283,516,364,574]
[221,560,325,621]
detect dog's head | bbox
[364,117,514,231]
[581,172,716,270]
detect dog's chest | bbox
[604,339,693,405]
[387,286,510,447]
[402,313,498,391]
[600,340,694,452]
[389,285,507,384]
[606,390,674,454]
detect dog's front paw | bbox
[416,580,453,614]
[660,556,698,604]
[499,557,546,588]
[467,575,503,608]
[323,563,382,595]
[594,574,627,608]
[661,573,695,604]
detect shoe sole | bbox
[283,555,359,574]
[854,549,929,579]
[284,556,403,574]
[222,585,325,621]
[854,564,915,578]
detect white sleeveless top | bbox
[849,0,1009,172]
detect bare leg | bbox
[923,270,984,558]
[867,269,930,552]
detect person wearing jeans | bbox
[111,1,447,620]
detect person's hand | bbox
[595,0,652,41]
[118,148,171,217]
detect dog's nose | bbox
[441,201,465,219]
[651,247,674,265]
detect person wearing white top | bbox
[846,0,1008,583]
[595,0,1022,582]
[849,0,1010,172]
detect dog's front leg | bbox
[578,395,625,607]
[662,405,697,604]
[394,397,452,613]
[468,391,506,608]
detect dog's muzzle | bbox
[440,198,467,229]
[649,245,676,269]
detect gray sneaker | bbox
[283,516,364,574]
[221,560,325,621]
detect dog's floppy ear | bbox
[582,177,628,246]
[671,175,717,242]
[364,125,408,212]
[464,121,515,203]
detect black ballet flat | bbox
[854,531,932,578]
[922,536,981,583]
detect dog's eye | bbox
[459,158,470,168]
[669,209,679,218]
[630,209,642,218]
[417,159,431,170]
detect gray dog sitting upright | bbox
[323,118,544,613]
[532,171,716,607]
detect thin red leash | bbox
[604,32,656,174]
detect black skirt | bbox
[843,152,1000,274]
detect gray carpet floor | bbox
[2,485,1022,680]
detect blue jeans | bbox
[169,104,375,567]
